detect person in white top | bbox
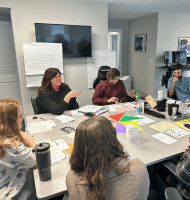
[0,98,37,200]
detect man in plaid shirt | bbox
[176,137,190,199]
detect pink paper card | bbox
[115,106,135,112]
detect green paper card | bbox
[120,116,143,122]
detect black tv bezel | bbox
[34,23,92,58]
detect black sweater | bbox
[36,84,79,115]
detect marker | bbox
[39,117,46,121]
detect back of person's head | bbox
[106,68,120,80]
[70,115,129,199]
[37,67,64,94]
[0,98,22,158]
[174,63,184,72]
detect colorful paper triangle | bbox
[120,116,143,122]
[116,122,126,133]
[109,113,125,122]
[120,121,144,131]
[64,144,73,155]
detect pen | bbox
[55,141,59,146]
[39,117,46,121]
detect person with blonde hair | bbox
[0,98,37,200]
[66,115,150,200]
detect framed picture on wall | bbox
[134,34,147,52]
[178,37,190,55]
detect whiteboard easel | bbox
[87,50,116,89]
[23,42,64,87]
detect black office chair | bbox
[31,95,39,115]
[62,193,71,200]
[162,161,184,200]
[93,66,111,89]
[167,90,177,100]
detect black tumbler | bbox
[168,103,179,116]
[35,142,51,182]
[157,99,167,112]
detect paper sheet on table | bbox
[64,144,74,155]
[51,150,67,165]
[152,133,177,145]
[56,114,75,123]
[116,122,126,133]
[134,115,155,125]
[120,121,143,131]
[27,120,56,134]
[109,113,125,122]
[115,106,135,112]
[123,102,136,108]
[77,105,102,113]
[71,110,84,117]
[52,139,70,150]
[165,127,190,138]
[150,121,178,132]
[65,131,75,140]
[174,120,190,132]
[94,108,108,115]
[120,116,143,122]
[109,105,123,112]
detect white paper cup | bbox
[158,90,163,100]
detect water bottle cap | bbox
[35,142,50,152]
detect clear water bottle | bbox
[135,90,140,101]
[184,99,190,115]
[136,95,144,114]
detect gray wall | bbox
[153,13,190,98]
[128,13,158,96]
[0,0,108,116]
[108,18,129,76]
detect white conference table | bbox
[26,103,189,199]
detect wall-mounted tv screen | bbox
[164,51,187,65]
[35,23,92,58]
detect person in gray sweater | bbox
[66,115,150,200]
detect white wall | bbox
[108,18,129,76]
[153,13,190,98]
[128,13,158,96]
[0,0,108,116]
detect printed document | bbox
[152,133,177,145]
[56,114,75,123]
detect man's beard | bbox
[110,82,117,86]
[175,75,182,80]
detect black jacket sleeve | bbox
[37,84,79,115]
[37,91,69,115]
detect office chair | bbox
[162,161,184,200]
[31,95,39,115]
[167,90,177,100]
[93,66,111,89]
[62,193,71,200]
